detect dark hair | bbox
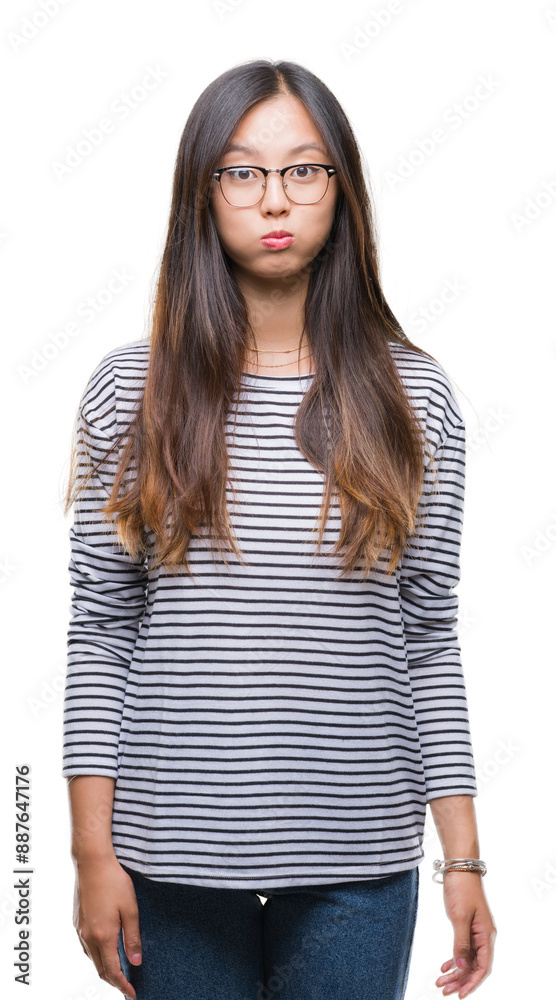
[64,58,437,581]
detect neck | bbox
[232,264,309,353]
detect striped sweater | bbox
[62,337,478,888]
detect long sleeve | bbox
[61,363,148,779]
[398,415,478,802]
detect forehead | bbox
[222,140,329,159]
[223,94,330,160]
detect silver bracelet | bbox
[432,858,487,883]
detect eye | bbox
[289,165,318,180]
[226,168,257,182]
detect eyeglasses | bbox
[212,163,337,208]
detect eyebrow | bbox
[222,141,329,158]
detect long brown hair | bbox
[64,59,439,581]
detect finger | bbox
[82,931,137,1000]
[452,922,473,974]
[457,935,495,990]
[436,955,480,983]
[85,939,115,988]
[98,937,138,1000]
[436,955,472,982]
[459,978,484,998]
[436,968,464,986]
[436,955,481,992]
[437,963,488,997]
[436,969,466,990]
[120,908,142,966]
[440,958,456,972]
[456,964,490,996]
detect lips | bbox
[262,230,292,238]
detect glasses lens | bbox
[220,165,330,206]
[284,165,329,204]
[221,167,265,207]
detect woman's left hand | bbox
[435,872,497,997]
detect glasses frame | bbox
[211,162,337,207]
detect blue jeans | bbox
[117,862,419,1000]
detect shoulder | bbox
[387,339,464,448]
[79,337,150,438]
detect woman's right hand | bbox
[72,853,142,999]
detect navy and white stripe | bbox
[62,338,477,888]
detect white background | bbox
[1,0,555,997]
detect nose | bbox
[260,172,289,209]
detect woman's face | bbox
[209,93,338,288]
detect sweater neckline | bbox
[241,370,315,380]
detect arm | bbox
[67,775,117,862]
[62,362,148,779]
[429,792,479,860]
[62,363,148,999]
[68,774,143,1000]
[399,416,477,800]
[398,412,496,998]
[430,793,496,999]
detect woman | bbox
[62,59,496,1000]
